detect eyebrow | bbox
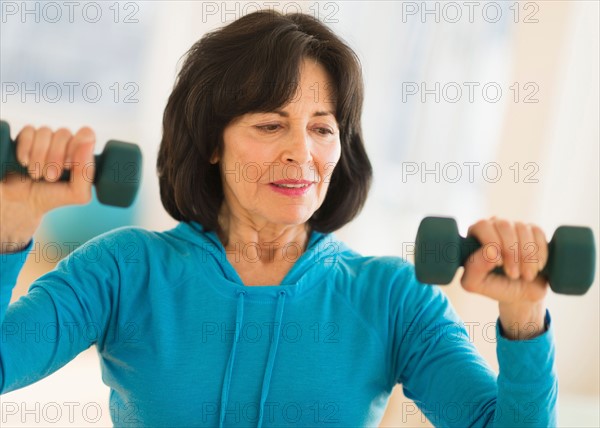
[271,109,335,118]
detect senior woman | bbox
[0,10,556,428]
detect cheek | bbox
[221,147,270,197]
[316,143,341,183]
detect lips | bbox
[269,180,313,196]
[270,179,313,186]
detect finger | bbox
[494,219,520,280]
[531,224,548,273]
[64,127,84,169]
[29,126,52,181]
[15,125,35,167]
[44,128,71,182]
[467,218,504,267]
[516,221,537,282]
[67,127,95,204]
[462,219,504,292]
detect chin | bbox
[269,208,314,226]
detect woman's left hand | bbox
[460,217,549,340]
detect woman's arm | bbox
[391,265,557,427]
[0,233,122,394]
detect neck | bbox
[215,205,311,265]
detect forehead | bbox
[299,58,331,80]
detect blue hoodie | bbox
[1,221,557,427]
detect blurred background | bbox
[1,1,598,426]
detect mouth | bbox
[271,183,311,189]
[269,181,313,196]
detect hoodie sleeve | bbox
[0,233,123,394]
[391,264,558,427]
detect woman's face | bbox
[213,58,341,229]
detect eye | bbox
[256,124,281,133]
[315,127,334,135]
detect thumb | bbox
[461,243,503,293]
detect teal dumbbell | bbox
[414,216,596,295]
[0,120,142,208]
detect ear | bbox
[209,150,220,164]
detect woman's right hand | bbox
[0,125,96,253]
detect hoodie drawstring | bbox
[257,290,286,427]
[219,290,246,427]
[219,290,287,428]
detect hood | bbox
[170,220,352,298]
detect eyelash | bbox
[256,124,334,135]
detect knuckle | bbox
[514,221,527,233]
[495,218,512,232]
[48,133,69,156]
[54,127,72,141]
[468,219,487,234]
[19,124,35,138]
[32,128,51,150]
[37,125,52,136]
[530,224,546,239]
[77,126,95,140]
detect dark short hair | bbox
[157,10,372,234]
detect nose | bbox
[281,127,313,165]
